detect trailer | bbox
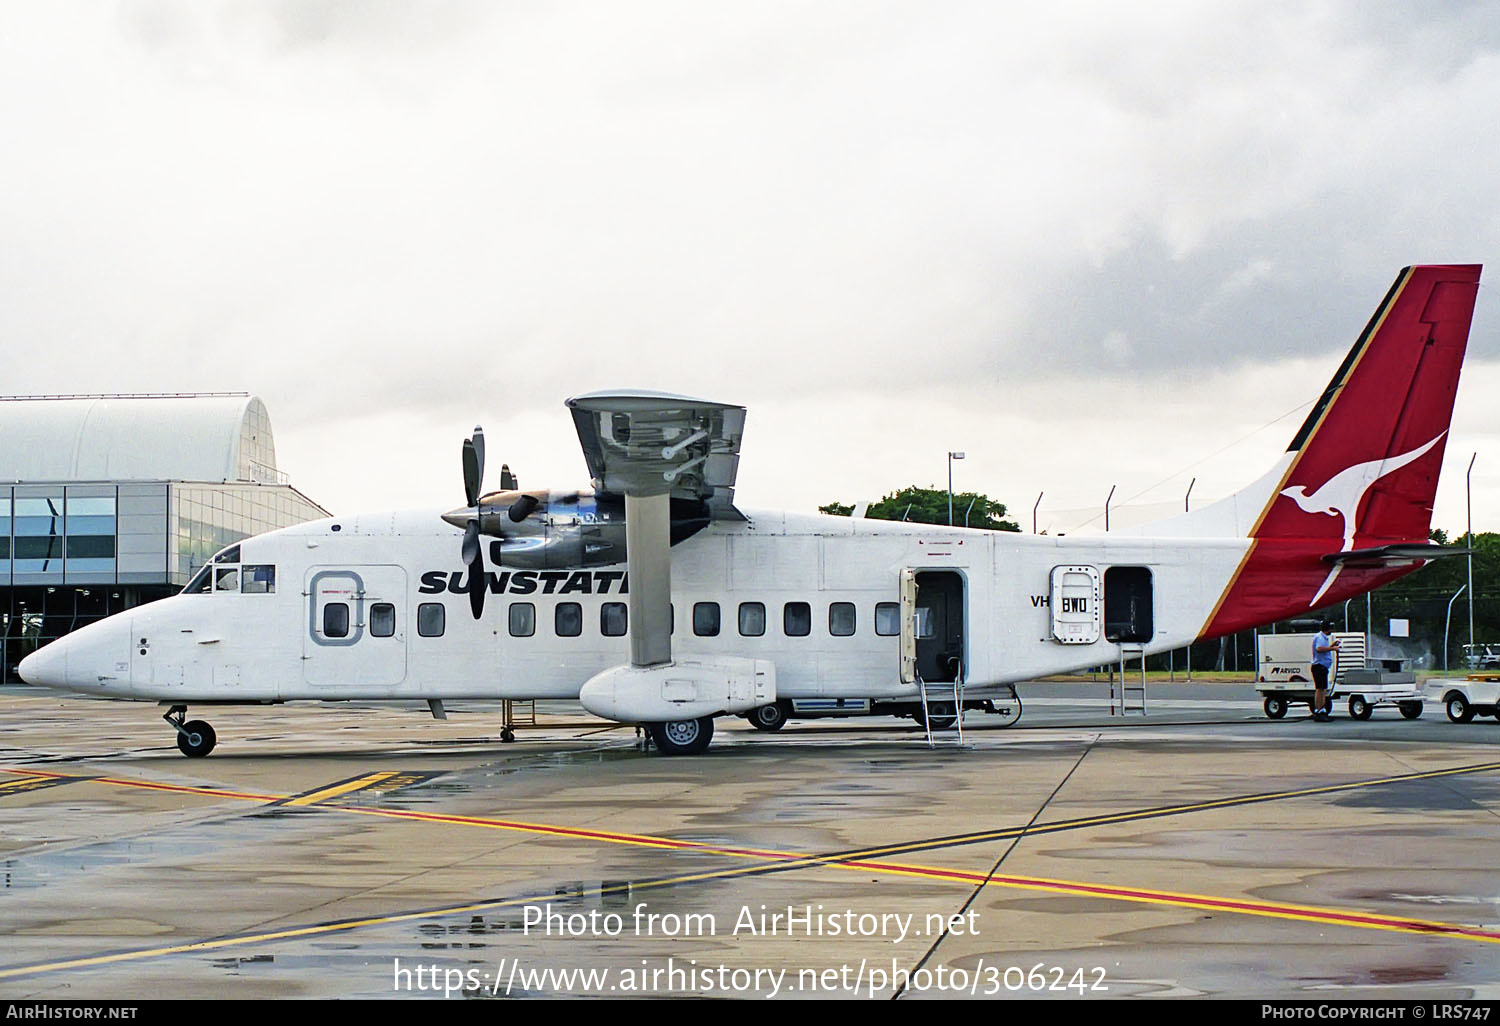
[1255,631,1365,719]
[1338,665,1423,720]
[1423,674,1500,722]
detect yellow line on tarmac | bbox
[281,771,399,807]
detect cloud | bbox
[0,2,1496,526]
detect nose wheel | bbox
[163,706,218,758]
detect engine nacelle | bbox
[476,490,710,570]
[579,658,776,723]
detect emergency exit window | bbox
[323,603,349,639]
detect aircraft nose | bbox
[18,641,66,689]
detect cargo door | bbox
[1050,565,1101,644]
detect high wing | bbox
[567,390,746,521]
[565,390,747,670]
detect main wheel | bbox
[1399,701,1423,720]
[747,702,789,732]
[912,703,957,730]
[1263,696,1287,720]
[1446,692,1474,723]
[176,720,217,758]
[647,716,715,756]
[1347,695,1372,721]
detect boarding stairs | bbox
[1108,644,1148,716]
[916,667,967,748]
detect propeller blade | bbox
[471,425,485,490]
[508,494,540,523]
[467,543,486,620]
[462,438,481,508]
[461,520,480,567]
[500,463,517,491]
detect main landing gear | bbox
[645,716,715,756]
[163,705,217,758]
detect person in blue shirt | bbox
[1312,621,1341,720]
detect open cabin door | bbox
[899,567,918,684]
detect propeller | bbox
[459,426,486,620]
[447,426,541,620]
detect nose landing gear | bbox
[163,705,217,758]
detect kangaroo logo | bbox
[1279,432,1445,605]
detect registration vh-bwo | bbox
[19,265,1484,755]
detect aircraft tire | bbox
[747,702,789,732]
[648,717,714,756]
[912,703,957,731]
[176,720,217,758]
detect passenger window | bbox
[693,602,720,637]
[240,565,276,594]
[323,602,349,638]
[875,602,901,636]
[509,602,535,638]
[418,602,446,638]
[370,602,395,637]
[829,602,856,637]
[215,567,240,592]
[556,602,583,637]
[601,602,628,637]
[738,602,766,637]
[783,602,811,637]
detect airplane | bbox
[18,264,1484,756]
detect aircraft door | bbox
[901,570,966,684]
[899,568,917,684]
[303,566,409,688]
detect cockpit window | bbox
[241,565,276,594]
[183,565,212,594]
[215,567,240,592]
[211,544,241,565]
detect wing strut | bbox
[625,491,673,667]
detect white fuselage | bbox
[24,505,1250,708]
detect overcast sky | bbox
[2,1,1497,534]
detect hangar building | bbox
[0,393,330,680]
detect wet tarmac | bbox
[1,681,1498,1000]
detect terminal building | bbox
[0,394,331,680]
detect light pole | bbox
[947,451,965,525]
[1468,452,1476,652]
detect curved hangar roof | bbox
[0,394,280,483]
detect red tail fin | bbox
[1203,264,1481,635]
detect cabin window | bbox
[783,601,811,637]
[241,565,276,594]
[1103,566,1154,643]
[323,602,350,639]
[738,602,766,637]
[601,602,628,637]
[215,567,240,592]
[829,602,856,637]
[555,602,583,638]
[370,603,395,637]
[693,602,720,637]
[509,602,535,637]
[875,602,900,636]
[418,602,446,638]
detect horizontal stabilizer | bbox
[1321,543,1471,567]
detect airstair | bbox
[916,668,967,747]
[1108,644,1148,715]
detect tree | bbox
[819,485,1021,532]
